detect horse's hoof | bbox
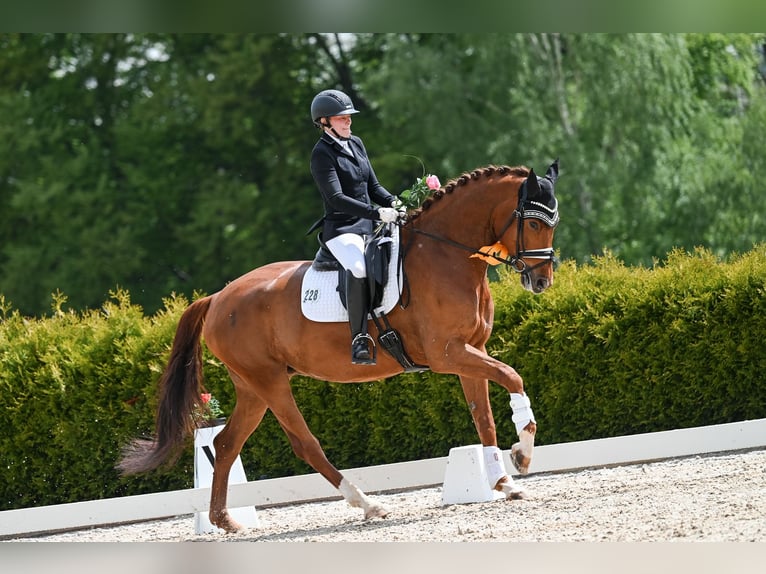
[495,476,528,500]
[502,484,529,500]
[510,442,531,475]
[364,504,389,519]
[211,512,244,534]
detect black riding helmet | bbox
[311,89,359,128]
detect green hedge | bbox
[491,247,766,442]
[2,246,766,510]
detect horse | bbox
[118,159,560,533]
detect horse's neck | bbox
[401,207,494,306]
[413,179,510,250]
[402,181,512,280]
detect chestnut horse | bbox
[118,160,560,533]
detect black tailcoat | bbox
[310,132,395,240]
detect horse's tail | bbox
[117,295,213,476]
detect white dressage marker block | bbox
[194,423,259,534]
[441,445,505,505]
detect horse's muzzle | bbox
[521,273,552,294]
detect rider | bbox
[309,88,405,365]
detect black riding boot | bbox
[346,274,375,365]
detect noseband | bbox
[404,178,559,280]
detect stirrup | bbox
[351,333,376,365]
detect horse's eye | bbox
[528,220,540,231]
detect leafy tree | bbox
[1,33,766,316]
[0,34,329,315]
[364,33,766,265]
[0,34,151,313]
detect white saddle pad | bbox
[301,226,402,323]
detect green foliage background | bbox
[2,32,766,512]
[1,33,766,316]
[2,246,765,510]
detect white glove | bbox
[391,198,408,218]
[378,207,399,223]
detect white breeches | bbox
[326,233,367,278]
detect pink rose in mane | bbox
[426,175,440,190]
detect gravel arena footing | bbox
[10,448,766,543]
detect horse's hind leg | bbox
[209,385,268,533]
[262,374,388,520]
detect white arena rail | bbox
[1,418,765,539]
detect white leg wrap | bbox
[483,446,507,488]
[339,477,372,510]
[510,392,536,435]
[338,477,389,519]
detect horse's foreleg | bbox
[459,375,527,499]
[266,382,389,520]
[444,342,538,475]
[209,390,268,533]
[459,375,498,445]
[509,392,537,476]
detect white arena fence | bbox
[1,418,765,539]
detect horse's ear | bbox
[526,168,541,195]
[527,164,557,211]
[545,158,559,184]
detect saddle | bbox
[311,230,391,311]
[302,225,427,373]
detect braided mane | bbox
[409,164,530,221]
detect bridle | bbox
[401,178,559,281]
[493,177,560,275]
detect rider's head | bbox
[311,89,359,140]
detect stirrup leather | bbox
[371,310,429,373]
